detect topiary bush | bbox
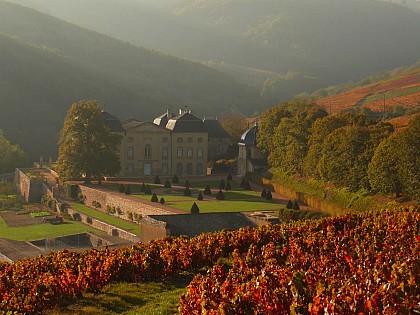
[227,173,233,181]
[125,185,131,195]
[151,193,158,202]
[140,182,146,192]
[190,202,200,214]
[154,176,161,184]
[225,182,231,191]
[119,184,125,193]
[261,189,267,198]
[219,179,225,189]
[286,200,294,209]
[160,197,165,204]
[184,187,192,196]
[216,189,225,200]
[164,179,171,188]
[240,178,247,188]
[184,179,190,188]
[265,190,272,200]
[172,174,179,184]
[197,191,204,201]
[293,200,300,210]
[204,184,211,195]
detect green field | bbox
[46,280,186,315]
[0,215,103,241]
[71,203,141,235]
[169,199,282,213]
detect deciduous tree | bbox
[56,101,121,183]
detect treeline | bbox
[257,100,420,202]
[0,129,27,174]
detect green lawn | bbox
[169,199,283,213]
[46,280,186,315]
[71,203,141,235]
[101,183,163,194]
[0,216,103,241]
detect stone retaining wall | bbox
[78,185,173,217]
[14,169,45,203]
[65,205,140,243]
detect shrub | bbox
[126,211,134,221]
[184,187,192,196]
[216,190,225,200]
[225,182,231,191]
[164,179,171,188]
[119,184,125,193]
[160,197,165,204]
[265,190,272,200]
[140,182,146,192]
[86,216,93,225]
[197,191,204,201]
[154,176,161,184]
[286,200,294,209]
[219,179,225,189]
[116,207,123,215]
[261,189,267,198]
[151,193,158,202]
[124,185,131,195]
[240,178,247,188]
[243,181,252,190]
[144,185,152,195]
[190,202,200,214]
[77,193,86,204]
[172,174,179,184]
[293,200,300,210]
[227,173,233,181]
[72,213,81,221]
[133,213,142,221]
[184,179,190,188]
[204,185,211,195]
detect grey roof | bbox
[122,120,170,132]
[101,111,124,132]
[166,112,207,133]
[203,119,231,139]
[147,212,259,237]
[239,125,258,145]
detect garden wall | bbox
[78,185,173,217]
[14,169,45,203]
[246,172,348,215]
[64,205,140,243]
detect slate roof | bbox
[122,120,170,132]
[239,125,258,146]
[203,119,231,139]
[166,112,207,133]
[153,112,174,127]
[146,213,259,237]
[101,111,124,132]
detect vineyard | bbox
[316,68,420,114]
[0,206,419,314]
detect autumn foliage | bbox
[0,206,418,314]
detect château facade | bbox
[104,108,231,178]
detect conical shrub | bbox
[164,179,171,188]
[125,185,131,195]
[172,174,179,184]
[227,173,233,181]
[219,179,225,189]
[286,200,294,209]
[225,182,231,191]
[190,202,200,214]
[184,187,192,196]
[204,184,211,195]
[216,189,225,200]
[293,200,300,210]
[160,197,165,204]
[154,175,161,184]
[119,184,125,193]
[197,191,204,200]
[151,193,158,202]
[265,190,272,200]
[261,189,267,198]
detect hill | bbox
[0,1,261,160]
[9,0,420,100]
[315,67,420,117]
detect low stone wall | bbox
[254,175,349,215]
[65,205,140,243]
[78,185,173,218]
[139,216,168,243]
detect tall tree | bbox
[0,130,26,174]
[56,100,121,183]
[219,113,249,144]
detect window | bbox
[187,163,193,175]
[144,144,151,158]
[177,137,183,143]
[128,137,134,142]
[197,137,203,142]
[197,163,203,175]
[162,163,168,175]
[176,163,183,175]
[162,147,168,159]
[127,147,134,159]
[177,147,183,158]
[187,137,193,142]
[197,148,203,158]
[187,147,193,158]
[127,164,134,174]
[162,136,169,143]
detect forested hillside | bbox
[0,1,261,160]
[10,0,420,100]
